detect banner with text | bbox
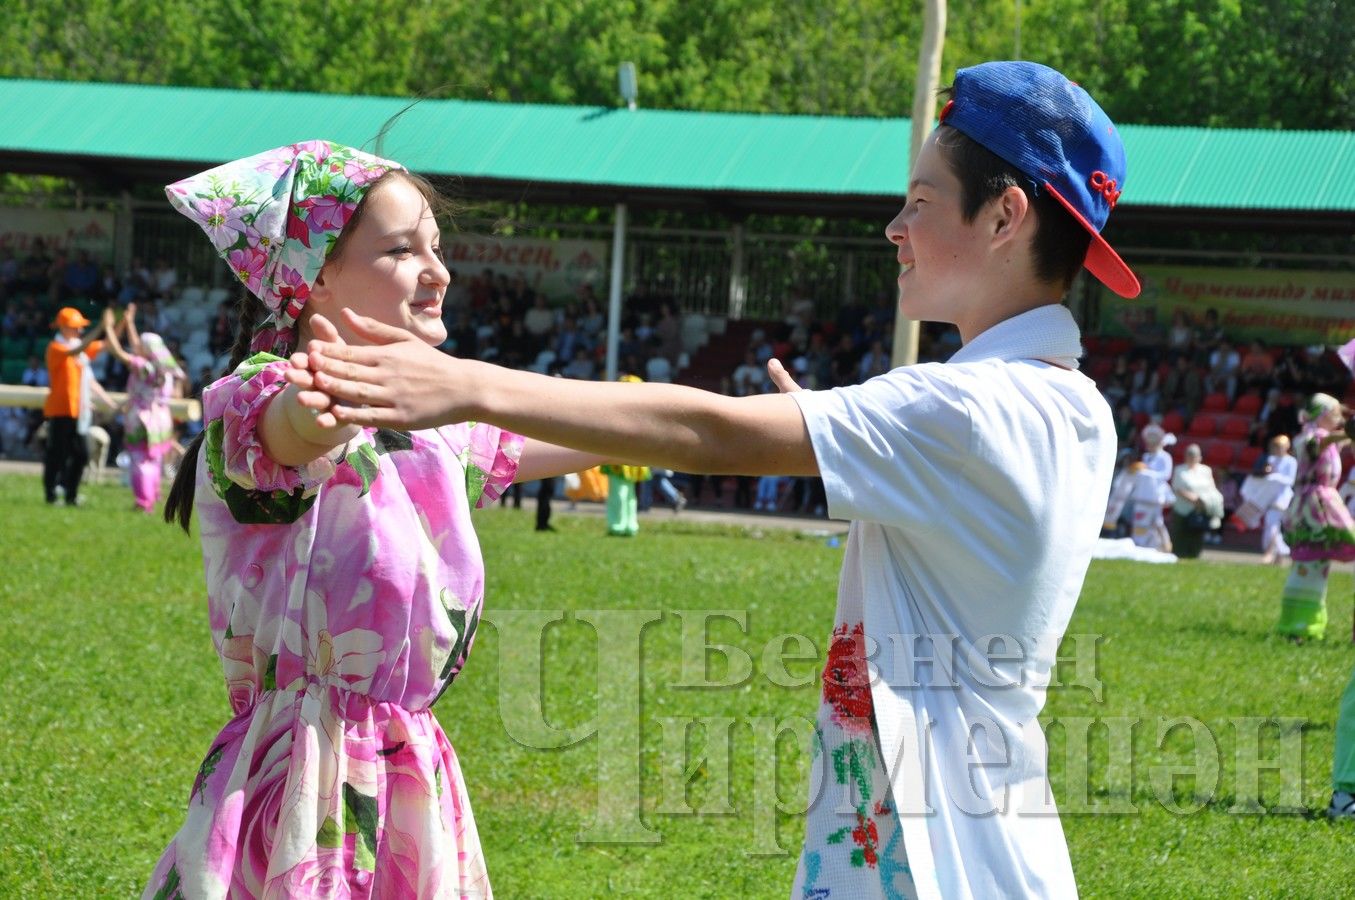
[0,207,116,261]
[445,236,607,302]
[1098,264,1355,347]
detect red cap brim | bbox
[1044,182,1141,299]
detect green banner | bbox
[1098,265,1355,346]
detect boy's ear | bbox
[988,185,1032,246]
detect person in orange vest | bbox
[43,306,111,505]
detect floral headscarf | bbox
[1301,392,1341,425]
[165,140,404,355]
[139,332,184,380]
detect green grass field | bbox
[3,472,1354,897]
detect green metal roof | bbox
[1,78,1353,214]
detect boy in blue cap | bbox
[293,60,1139,899]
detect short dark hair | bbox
[931,118,1091,293]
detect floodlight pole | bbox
[605,62,639,383]
[890,0,947,369]
[605,201,627,382]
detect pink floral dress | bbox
[1283,424,1355,562]
[124,355,177,457]
[144,355,521,900]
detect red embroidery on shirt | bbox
[823,622,874,732]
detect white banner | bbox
[445,236,607,302]
[0,207,116,261]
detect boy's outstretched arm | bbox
[292,310,820,477]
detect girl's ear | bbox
[309,266,333,307]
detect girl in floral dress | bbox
[101,303,186,512]
[145,141,600,899]
[1277,393,1355,641]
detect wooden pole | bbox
[890,0,947,369]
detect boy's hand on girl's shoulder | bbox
[304,309,466,432]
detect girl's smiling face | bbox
[305,174,449,348]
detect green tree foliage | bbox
[0,0,1348,128]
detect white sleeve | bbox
[791,366,972,526]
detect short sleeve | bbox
[201,354,337,495]
[791,366,973,526]
[462,423,523,508]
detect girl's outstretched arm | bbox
[514,440,611,483]
[292,310,819,477]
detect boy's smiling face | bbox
[885,129,987,330]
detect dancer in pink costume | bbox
[101,304,186,512]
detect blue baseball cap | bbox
[939,61,1141,298]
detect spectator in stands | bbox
[523,294,556,341]
[60,250,100,301]
[1112,400,1137,459]
[19,239,52,294]
[1098,353,1129,407]
[643,345,673,383]
[0,247,17,297]
[1161,353,1204,420]
[553,315,589,363]
[1206,340,1241,400]
[578,296,605,339]
[731,349,768,397]
[208,299,234,356]
[443,267,469,312]
[1166,310,1194,361]
[151,257,178,301]
[95,265,122,303]
[561,346,596,381]
[653,302,682,365]
[120,256,152,302]
[1238,339,1274,394]
[830,333,860,386]
[1193,307,1225,365]
[445,310,478,359]
[1256,388,1300,444]
[1128,357,1160,416]
[45,252,68,304]
[496,319,535,369]
[858,339,891,381]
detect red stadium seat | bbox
[1089,357,1115,383]
[1133,411,1150,428]
[1236,445,1264,473]
[1186,413,1217,437]
[1170,442,1188,464]
[1232,394,1262,417]
[1161,411,1186,434]
[1217,415,1252,439]
[1203,440,1236,470]
[1202,393,1230,412]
